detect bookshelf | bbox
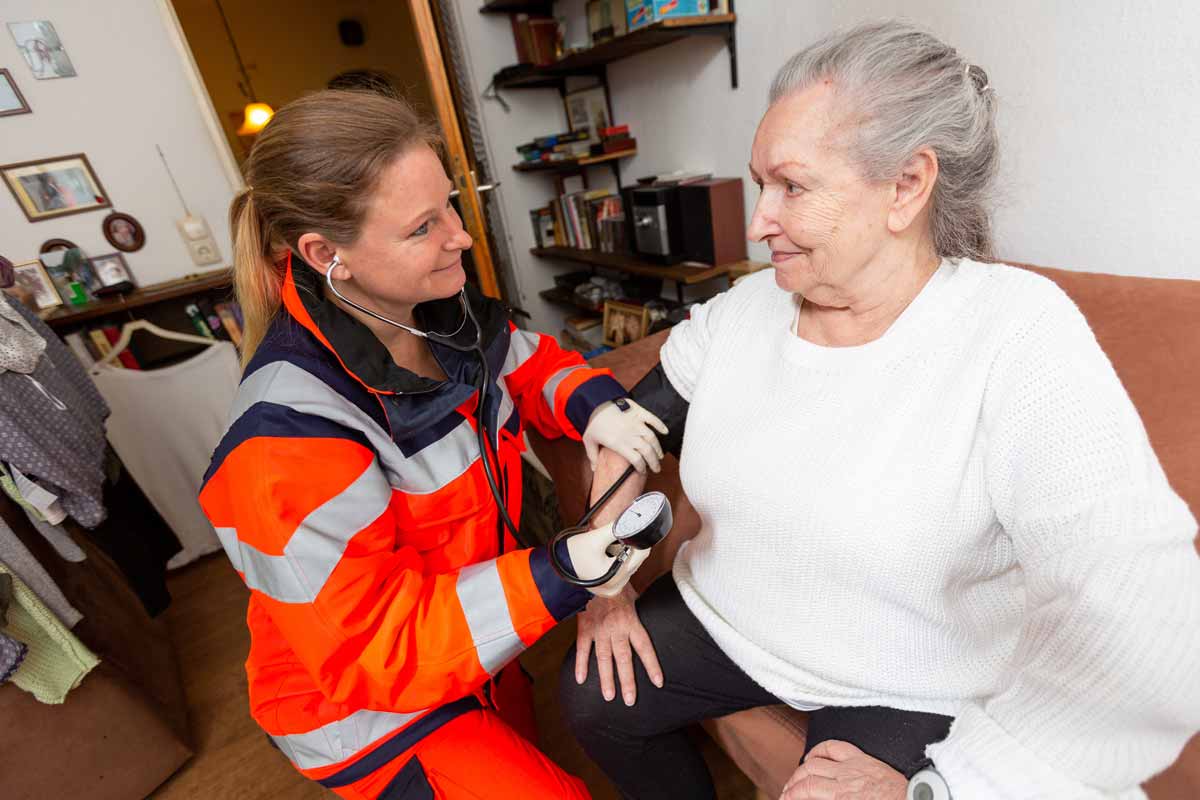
[478,0,553,14]
[532,246,766,303]
[513,149,636,174]
[493,14,739,90]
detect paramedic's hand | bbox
[574,585,664,706]
[583,399,668,474]
[566,522,651,599]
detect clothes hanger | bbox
[92,319,216,369]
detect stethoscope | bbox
[325,259,671,585]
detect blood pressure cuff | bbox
[630,362,688,458]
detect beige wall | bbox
[172,0,436,162]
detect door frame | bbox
[407,0,502,299]
[154,0,244,193]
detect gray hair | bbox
[770,21,999,261]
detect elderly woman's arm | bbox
[926,288,1200,798]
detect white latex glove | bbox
[582,399,668,474]
[566,522,651,598]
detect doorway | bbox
[161,0,517,308]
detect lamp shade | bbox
[237,102,274,135]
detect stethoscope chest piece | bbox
[613,491,672,550]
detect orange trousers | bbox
[325,666,591,800]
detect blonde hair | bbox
[230,89,442,366]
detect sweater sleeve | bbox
[659,280,743,402]
[926,287,1200,798]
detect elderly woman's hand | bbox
[780,741,907,800]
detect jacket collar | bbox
[280,252,508,395]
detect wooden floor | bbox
[151,554,756,799]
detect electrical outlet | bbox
[176,213,212,241]
[187,237,222,266]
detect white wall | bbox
[0,0,237,287]
[456,0,1200,335]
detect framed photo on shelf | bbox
[1,153,110,222]
[88,252,137,295]
[564,84,611,146]
[7,21,77,80]
[0,69,32,117]
[12,259,61,310]
[602,300,650,347]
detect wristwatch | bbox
[907,759,951,800]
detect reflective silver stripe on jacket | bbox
[233,361,478,495]
[455,560,525,675]
[541,364,587,420]
[271,707,428,771]
[212,458,390,603]
[493,329,541,438]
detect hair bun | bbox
[966,63,991,94]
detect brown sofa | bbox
[0,497,192,800]
[529,263,1200,799]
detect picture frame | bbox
[1,153,110,222]
[602,300,650,348]
[39,237,78,254]
[564,84,612,146]
[88,252,137,295]
[12,259,61,310]
[7,21,77,80]
[0,68,31,117]
[101,211,146,252]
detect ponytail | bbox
[230,188,281,368]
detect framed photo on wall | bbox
[564,84,612,146]
[7,21,77,80]
[1,153,110,222]
[0,69,32,117]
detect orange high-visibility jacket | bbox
[199,255,623,790]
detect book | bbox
[215,303,243,347]
[185,304,216,340]
[196,298,232,341]
[87,329,123,368]
[100,325,141,369]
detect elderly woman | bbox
[558,21,1200,800]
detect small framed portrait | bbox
[1,153,110,222]
[602,300,650,348]
[7,21,77,80]
[564,84,612,146]
[12,260,62,310]
[88,252,137,295]
[0,69,32,117]
[102,211,146,252]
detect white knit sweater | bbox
[660,260,1200,799]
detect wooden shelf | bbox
[513,149,636,173]
[478,0,553,14]
[538,285,603,314]
[494,15,738,90]
[41,268,233,329]
[532,246,758,286]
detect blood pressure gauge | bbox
[613,491,673,550]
